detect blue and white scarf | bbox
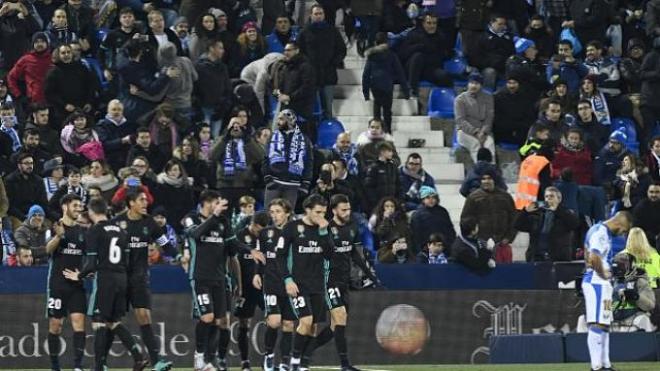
[590,92,611,126]
[333,143,359,176]
[223,138,247,177]
[0,119,21,152]
[268,127,306,176]
[429,253,448,264]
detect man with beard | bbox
[493,75,537,147]
[19,129,51,174]
[569,99,609,154]
[25,103,61,155]
[7,32,53,105]
[98,7,139,86]
[632,183,660,247]
[399,153,436,211]
[195,38,232,138]
[4,152,48,229]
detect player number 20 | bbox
[109,237,122,264]
[197,294,210,305]
[328,287,341,300]
[293,297,306,309]
[48,298,62,310]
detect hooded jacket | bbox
[159,43,198,109]
[461,187,517,243]
[474,26,516,72]
[210,133,265,189]
[362,44,409,97]
[552,140,593,185]
[194,53,233,110]
[14,219,48,264]
[493,85,537,145]
[118,58,171,122]
[396,26,450,67]
[240,52,284,112]
[410,203,456,253]
[4,169,48,220]
[0,7,39,69]
[7,48,53,103]
[96,115,136,171]
[593,144,630,185]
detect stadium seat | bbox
[611,117,639,154]
[312,93,323,121]
[427,88,456,118]
[443,56,467,76]
[84,57,109,90]
[96,28,109,43]
[316,118,345,149]
[498,142,520,152]
[419,81,436,88]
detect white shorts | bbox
[582,278,613,326]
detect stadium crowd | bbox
[0,0,658,275]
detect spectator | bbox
[110,165,155,208]
[195,123,214,161]
[209,117,264,211]
[230,195,256,233]
[594,130,630,186]
[271,41,316,138]
[240,52,285,114]
[126,127,165,173]
[98,7,139,83]
[505,39,550,99]
[640,37,660,149]
[352,0,383,54]
[331,132,360,176]
[25,104,61,156]
[451,218,496,273]
[568,99,610,154]
[48,166,87,217]
[146,103,180,162]
[396,12,451,96]
[515,146,554,209]
[96,100,136,172]
[171,16,191,58]
[647,0,660,39]
[188,12,220,61]
[146,9,183,56]
[614,154,652,210]
[81,159,119,200]
[546,41,589,94]
[0,177,8,220]
[117,39,175,122]
[7,32,53,105]
[173,136,210,195]
[566,0,610,45]
[0,0,39,70]
[620,38,646,94]
[456,0,490,59]
[523,15,554,61]
[262,109,314,208]
[364,141,401,214]
[42,158,65,202]
[520,123,552,159]
[296,4,346,119]
[234,21,267,73]
[583,40,622,97]
[331,157,367,213]
[515,186,580,261]
[454,73,496,164]
[382,0,414,34]
[647,136,660,182]
[493,74,538,146]
[4,152,48,229]
[45,8,78,50]
[194,37,232,138]
[156,41,198,121]
[0,106,22,162]
[129,156,159,191]
[356,118,400,169]
[363,32,409,134]
[399,153,436,211]
[416,233,449,264]
[21,129,52,175]
[255,126,272,150]
[535,98,567,146]
[14,205,49,265]
[410,186,456,254]
[579,75,612,126]
[460,148,507,197]
[553,127,593,185]
[310,162,352,213]
[266,14,299,53]
[461,170,516,252]
[632,183,660,246]
[154,159,195,232]
[541,78,577,116]
[372,197,413,264]
[59,111,99,167]
[152,206,181,263]
[13,247,33,267]
[473,14,516,90]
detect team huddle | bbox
[47,188,375,371]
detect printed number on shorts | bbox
[328,287,341,300]
[109,237,122,264]
[197,294,210,306]
[266,295,277,306]
[48,298,62,310]
[292,296,306,309]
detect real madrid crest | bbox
[245,235,252,244]
[119,221,128,230]
[297,224,305,237]
[267,229,274,238]
[331,227,339,236]
[143,226,149,236]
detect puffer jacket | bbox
[297,21,346,86]
[364,159,401,212]
[551,143,593,185]
[362,44,409,97]
[14,220,48,264]
[460,188,517,243]
[7,49,53,103]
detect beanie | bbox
[515,37,535,55]
[419,186,438,199]
[468,72,483,84]
[609,130,627,144]
[32,32,49,48]
[28,205,45,220]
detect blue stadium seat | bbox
[498,142,520,152]
[443,56,467,76]
[96,28,109,43]
[427,88,456,118]
[611,117,639,154]
[652,122,660,138]
[419,81,436,88]
[316,118,345,149]
[84,57,109,90]
[313,93,323,120]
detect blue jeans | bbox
[201,106,223,139]
[319,85,334,119]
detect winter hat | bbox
[627,38,645,53]
[419,186,438,199]
[152,206,167,218]
[28,205,45,220]
[42,158,64,177]
[173,16,188,27]
[209,8,226,19]
[609,130,627,144]
[468,72,483,84]
[241,21,258,33]
[477,148,493,163]
[481,167,498,180]
[32,32,49,48]
[515,37,536,55]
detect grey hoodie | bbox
[159,42,198,109]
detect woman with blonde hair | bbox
[623,227,660,288]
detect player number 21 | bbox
[328,287,341,299]
[109,237,122,264]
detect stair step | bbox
[333,99,417,116]
[397,147,453,164]
[337,68,364,85]
[424,163,464,182]
[343,59,366,69]
[339,118,431,136]
[393,130,445,148]
[334,85,408,99]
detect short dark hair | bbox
[460,218,478,237]
[252,211,270,227]
[29,102,49,114]
[577,99,591,107]
[67,166,81,176]
[477,148,493,162]
[16,152,33,164]
[490,13,506,23]
[586,40,603,50]
[125,39,143,59]
[22,128,39,139]
[566,127,583,139]
[330,194,350,210]
[546,98,562,108]
[126,190,145,206]
[331,157,347,169]
[650,135,660,147]
[119,7,134,16]
[136,126,150,135]
[406,153,422,162]
[199,190,221,204]
[60,193,82,207]
[303,194,328,210]
[206,37,224,51]
[559,40,573,49]
[88,198,108,215]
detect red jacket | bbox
[552,145,593,185]
[111,185,154,207]
[7,50,53,103]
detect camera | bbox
[535,201,547,208]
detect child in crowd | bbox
[231,195,256,232]
[416,233,449,264]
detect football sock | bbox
[195,321,211,354]
[334,325,349,367]
[94,327,110,371]
[314,326,334,349]
[264,326,278,354]
[113,324,141,362]
[601,329,611,368]
[73,331,86,368]
[280,330,293,367]
[47,333,61,370]
[218,328,230,359]
[139,324,159,365]
[238,325,249,362]
[588,326,604,370]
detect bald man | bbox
[332,132,361,177]
[582,211,633,371]
[96,99,137,172]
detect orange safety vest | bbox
[515,154,550,210]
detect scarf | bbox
[653,152,660,178]
[66,184,87,204]
[488,24,507,38]
[429,253,448,264]
[69,127,95,152]
[333,143,359,176]
[589,91,611,126]
[0,122,21,151]
[561,136,585,152]
[44,177,61,201]
[268,127,306,176]
[223,138,247,177]
[105,114,127,127]
[157,172,187,188]
[199,139,211,161]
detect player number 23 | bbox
[293,297,306,309]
